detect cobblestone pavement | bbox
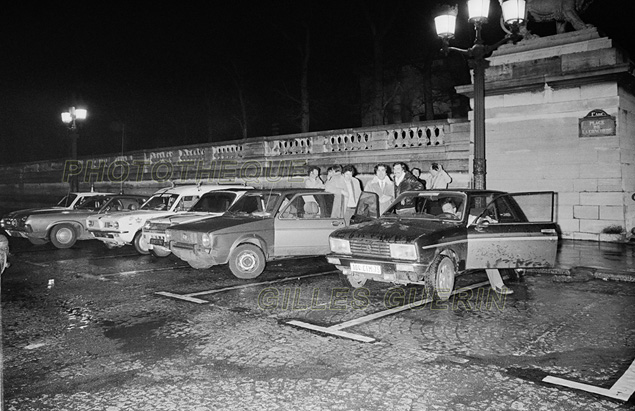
[2,240,634,410]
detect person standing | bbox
[364,163,395,214]
[342,165,362,224]
[325,165,348,218]
[304,166,324,189]
[425,162,452,189]
[393,162,425,198]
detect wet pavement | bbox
[1,238,634,410]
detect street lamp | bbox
[61,107,87,191]
[435,0,525,189]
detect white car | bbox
[87,184,248,254]
[142,188,251,257]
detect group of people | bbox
[304,162,453,222]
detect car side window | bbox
[279,193,336,219]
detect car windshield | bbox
[76,196,113,211]
[141,194,180,211]
[383,192,466,221]
[56,194,78,207]
[226,193,280,217]
[190,192,237,213]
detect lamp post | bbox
[61,107,87,191]
[435,0,525,190]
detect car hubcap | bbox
[238,252,257,272]
[57,228,73,244]
[437,258,455,299]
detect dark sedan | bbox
[166,188,348,279]
[328,190,558,300]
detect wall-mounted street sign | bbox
[579,109,616,137]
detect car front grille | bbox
[349,239,391,258]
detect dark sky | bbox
[1,1,632,165]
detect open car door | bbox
[351,191,380,224]
[466,192,558,269]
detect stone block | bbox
[558,192,580,206]
[573,205,599,219]
[600,206,625,221]
[579,164,621,179]
[597,179,624,192]
[574,179,598,192]
[558,218,579,233]
[580,219,624,233]
[597,149,621,164]
[573,232,599,241]
[552,87,581,103]
[557,206,574,221]
[580,192,624,206]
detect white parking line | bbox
[155,270,338,303]
[100,265,190,277]
[288,279,493,343]
[543,357,635,401]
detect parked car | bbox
[142,188,252,257]
[87,184,248,254]
[1,190,113,244]
[166,188,349,279]
[327,190,558,300]
[0,194,148,248]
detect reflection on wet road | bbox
[2,238,634,410]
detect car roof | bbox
[150,184,249,196]
[241,188,325,195]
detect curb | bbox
[526,267,635,283]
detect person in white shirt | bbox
[342,165,362,224]
[304,166,324,189]
[364,163,395,214]
[424,162,452,189]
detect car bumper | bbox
[327,254,430,285]
[170,242,220,269]
[88,230,131,245]
[143,231,166,250]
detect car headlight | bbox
[201,233,211,248]
[165,231,172,241]
[389,244,417,260]
[329,238,351,254]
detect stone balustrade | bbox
[0,119,470,210]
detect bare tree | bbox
[361,0,401,126]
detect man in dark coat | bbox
[392,162,425,210]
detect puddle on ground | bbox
[102,318,188,358]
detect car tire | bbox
[152,247,171,258]
[133,231,150,255]
[50,224,77,249]
[427,255,456,301]
[339,272,367,288]
[229,244,266,279]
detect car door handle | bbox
[541,228,557,235]
[332,221,343,226]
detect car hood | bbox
[332,217,462,245]
[168,215,265,233]
[89,210,168,221]
[151,212,223,226]
[2,207,68,219]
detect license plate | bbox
[350,263,381,275]
[150,238,165,246]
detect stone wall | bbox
[457,29,635,242]
[0,120,471,210]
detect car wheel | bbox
[152,247,171,257]
[28,237,48,246]
[340,272,367,288]
[50,224,77,249]
[427,255,456,301]
[229,244,266,279]
[133,231,150,255]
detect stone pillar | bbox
[457,28,635,242]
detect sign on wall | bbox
[579,109,616,137]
